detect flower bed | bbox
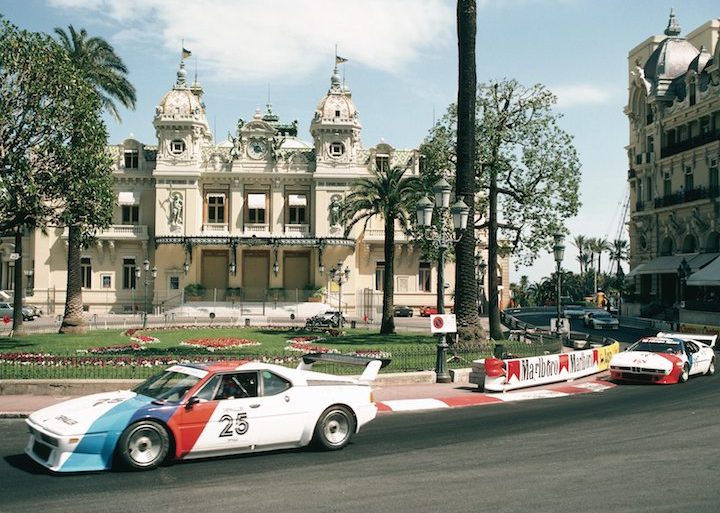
[122,329,159,344]
[180,338,261,351]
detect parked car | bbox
[562,304,586,319]
[419,306,439,317]
[393,305,413,317]
[609,335,715,384]
[25,354,389,472]
[0,303,39,321]
[305,310,347,329]
[583,309,619,329]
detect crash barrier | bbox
[475,342,620,392]
[678,322,720,337]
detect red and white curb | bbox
[375,380,616,412]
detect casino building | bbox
[625,11,720,324]
[2,60,510,318]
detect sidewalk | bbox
[0,373,614,418]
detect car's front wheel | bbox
[705,358,715,376]
[117,421,170,470]
[679,364,690,383]
[312,405,355,451]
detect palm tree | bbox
[454,0,480,336]
[510,275,530,307]
[55,25,136,333]
[572,234,588,274]
[341,166,420,335]
[589,237,611,295]
[609,239,628,276]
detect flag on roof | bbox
[335,55,348,64]
[182,47,192,59]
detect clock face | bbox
[248,139,267,159]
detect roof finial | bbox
[664,8,681,37]
[176,61,187,88]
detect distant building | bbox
[625,11,720,324]
[2,60,510,318]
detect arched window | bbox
[660,237,674,256]
[681,234,697,253]
[706,232,720,252]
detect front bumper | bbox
[25,418,113,472]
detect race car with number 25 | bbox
[609,335,715,384]
[25,353,388,473]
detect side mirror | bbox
[185,396,201,410]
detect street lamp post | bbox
[552,233,565,334]
[329,262,350,328]
[677,258,691,306]
[136,258,157,329]
[475,253,486,315]
[416,178,469,383]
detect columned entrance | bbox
[243,250,269,300]
[202,250,228,300]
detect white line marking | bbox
[381,399,450,411]
[495,390,569,402]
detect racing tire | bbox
[705,358,715,376]
[312,405,355,451]
[678,364,690,384]
[117,421,170,470]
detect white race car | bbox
[609,336,715,384]
[25,353,388,472]
[583,310,619,329]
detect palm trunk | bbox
[11,229,25,336]
[380,215,396,335]
[60,224,86,334]
[454,0,480,339]
[488,164,503,340]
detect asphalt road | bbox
[2,369,719,513]
[514,311,658,344]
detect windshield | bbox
[628,341,683,354]
[133,370,201,402]
[595,313,613,320]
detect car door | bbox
[685,341,710,375]
[252,370,308,447]
[175,372,262,456]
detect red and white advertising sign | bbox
[430,314,457,334]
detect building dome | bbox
[688,45,712,74]
[643,11,699,83]
[155,62,206,121]
[312,66,361,126]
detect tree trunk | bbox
[60,225,86,334]
[380,214,396,335]
[454,0,480,340]
[11,229,25,336]
[487,163,503,340]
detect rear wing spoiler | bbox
[657,332,717,348]
[297,353,391,382]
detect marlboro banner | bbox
[482,342,620,392]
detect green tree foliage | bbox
[421,79,582,339]
[54,25,135,333]
[340,166,421,335]
[0,19,105,335]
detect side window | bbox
[215,372,258,400]
[195,375,221,401]
[261,371,291,396]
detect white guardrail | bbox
[473,342,620,392]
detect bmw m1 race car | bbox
[25,353,388,473]
[609,335,715,384]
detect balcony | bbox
[653,186,720,208]
[243,223,270,236]
[660,129,720,159]
[63,225,149,241]
[364,229,408,242]
[284,224,311,237]
[202,223,229,234]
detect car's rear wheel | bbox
[312,405,355,451]
[705,358,715,376]
[679,364,690,383]
[117,421,170,470]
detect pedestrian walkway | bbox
[0,374,615,418]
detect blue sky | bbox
[2,0,718,284]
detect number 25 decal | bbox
[219,413,250,437]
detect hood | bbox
[611,351,684,371]
[28,390,151,436]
